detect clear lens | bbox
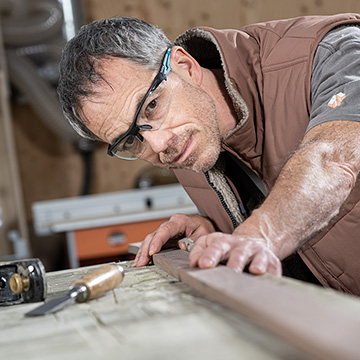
[137,87,172,129]
[112,135,145,160]
[113,87,172,160]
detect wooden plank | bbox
[153,249,360,360]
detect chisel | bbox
[25,263,124,316]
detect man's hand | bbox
[132,213,215,266]
[189,232,282,276]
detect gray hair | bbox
[57,17,172,140]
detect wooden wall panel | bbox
[83,0,360,40]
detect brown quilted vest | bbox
[174,13,360,295]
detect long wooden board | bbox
[153,249,360,360]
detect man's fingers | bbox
[189,233,232,268]
[247,248,282,276]
[260,253,282,276]
[133,229,172,267]
[132,229,169,267]
[132,233,153,266]
[189,234,282,277]
[226,245,254,272]
[133,214,205,267]
[228,246,282,276]
[148,222,176,255]
[189,237,206,267]
[247,251,269,274]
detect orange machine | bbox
[32,184,197,267]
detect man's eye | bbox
[124,136,135,149]
[145,98,157,114]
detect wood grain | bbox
[0,261,308,360]
[153,249,360,360]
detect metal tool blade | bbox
[25,294,76,316]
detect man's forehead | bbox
[99,57,153,87]
[82,57,153,107]
[85,57,156,110]
[80,93,132,143]
[80,57,154,141]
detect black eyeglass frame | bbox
[107,46,173,158]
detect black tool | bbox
[25,263,124,316]
[0,258,47,306]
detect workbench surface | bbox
[0,260,311,360]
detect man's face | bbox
[80,56,222,172]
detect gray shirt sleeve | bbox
[307,25,360,133]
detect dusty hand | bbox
[189,232,282,276]
[132,213,215,267]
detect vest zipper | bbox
[205,171,238,230]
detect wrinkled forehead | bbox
[89,56,155,99]
[78,57,155,140]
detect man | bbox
[58,14,360,295]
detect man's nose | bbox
[141,129,173,154]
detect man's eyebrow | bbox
[134,92,147,115]
[132,80,163,117]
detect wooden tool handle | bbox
[72,263,124,301]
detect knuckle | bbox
[231,247,247,256]
[169,213,186,222]
[143,233,154,242]
[209,239,226,251]
[157,222,173,235]
[229,251,247,266]
[233,245,252,259]
[158,220,171,229]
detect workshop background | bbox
[1,0,359,270]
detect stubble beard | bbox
[154,76,223,173]
[177,127,221,173]
[161,101,222,172]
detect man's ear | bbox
[169,46,203,86]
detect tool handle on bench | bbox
[72,263,124,302]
